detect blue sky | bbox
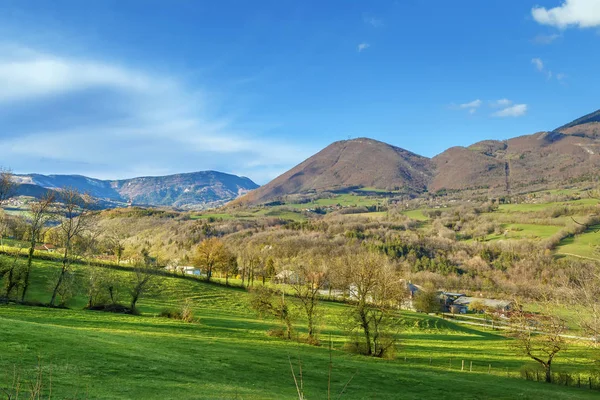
[0,0,599,184]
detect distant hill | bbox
[235,138,434,205]
[431,110,600,194]
[13,171,258,209]
[236,109,600,205]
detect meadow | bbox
[1,257,599,399]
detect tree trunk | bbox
[50,266,66,306]
[545,364,552,383]
[225,271,229,286]
[21,245,35,302]
[359,307,372,355]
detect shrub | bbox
[159,299,195,323]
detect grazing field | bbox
[286,194,382,209]
[483,223,563,242]
[556,224,600,260]
[1,257,598,399]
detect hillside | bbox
[431,110,600,195]
[236,138,434,205]
[13,171,258,209]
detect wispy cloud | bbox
[532,0,600,29]
[532,33,561,44]
[492,104,528,118]
[459,99,482,109]
[0,43,312,183]
[531,58,565,79]
[531,57,545,72]
[364,16,384,28]
[357,42,370,52]
[490,99,513,108]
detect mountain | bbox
[236,109,600,205]
[236,138,434,205]
[431,110,600,194]
[13,171,258,209]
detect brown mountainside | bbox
[237,109,600,205]
[237,138,434,205]
[431,110,600,194]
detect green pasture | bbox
[1,257,599,399]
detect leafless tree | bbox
[0,168,17,203]
[129,257,163,311]
[49,188,95,306]
[289,256,327,343]
[509,300,568,383]
[250,285,294,339]
[21,193,56,302]
[339,251,402,357]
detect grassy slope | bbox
[1,258,598,399]
[556,224,600,259]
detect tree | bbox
[339,251,402,357]
[250,285,294,339]
[413,289,441,314]
[129,257,163,311]
[1,249,24,300]
[509,301,568,383]
[21,193,56,302]
[192,238,230,282]
[50,189,95,306]
[0,168,17,203]
[289,256,327,343]
[106,230,126,265]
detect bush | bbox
[159,299,195,323]
[87,303,137,314]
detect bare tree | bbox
[1,248,25,300]
[289,256,327,343]
[21,193,56,302]
[49,188,95,306]
[509,300,568,383]
[0,168,17,203]
[250,285,294,339]
[106,229,127,265]
[339,251,402,357]
[129,257,163,311]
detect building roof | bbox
[453,296,512,309]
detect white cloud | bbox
[532,0,600,29]
[531,57,544,71]
[357,42,370,52]
[459,99,482,109]
[492,104,528,117]
[364,16,384,28]
[491,98,513,108]
[0,45,155,103]
[532,33,561,44]
[531,57,564,81]
[0,43,312,183]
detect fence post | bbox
[461,360,464,371]
[488,364,491,374]
[470,361,472,372]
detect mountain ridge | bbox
[235,109,600,205]
[13,170,259,209]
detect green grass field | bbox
[287,194,381,209]
[556,224,600,260]
[484,223,563,242]
[1,257,598,399]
